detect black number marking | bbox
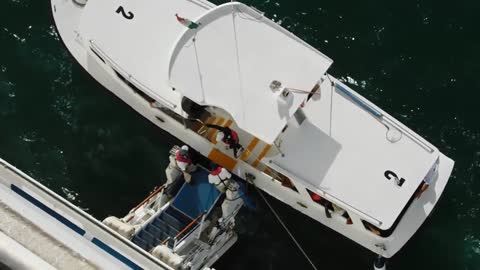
[384,170,406,187]
[116,6,134,20]
[384,170,397,180]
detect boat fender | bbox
[152,245,184,268]
[102,216,135,239]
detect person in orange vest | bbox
[206,124,244,158]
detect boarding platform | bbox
[132,169,221,250]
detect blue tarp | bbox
[171,169,221,219]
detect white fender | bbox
[102,216,135,238]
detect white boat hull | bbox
[51,0,454,259]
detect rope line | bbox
[251,180,319,270]
[230,9,247,124]
[189,117,317,269]
[286,87,321,96]
[192,37,206,102]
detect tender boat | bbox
[0,147,246,269]
[51,0,455,268]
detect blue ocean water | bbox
[0,0,479,269]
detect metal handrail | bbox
[125,185,166,223]
[268,160,383,226]
[89,40,177,110]
[382,117,434,153]
[335,83,383,118]
[131,185,166,213]
[0,158,174,270]
[335,81,434,153]
[174,212,205,241]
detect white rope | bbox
[231,8,247,124]
[286,87,321,96]
[192,37,206,102]
[251,182,319,270]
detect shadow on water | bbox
[1,0,480,269]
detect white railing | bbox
[0,158,174,270]
[89,40,177,110]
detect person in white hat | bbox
[175,145,197,183]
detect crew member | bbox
[206,124,244,158]
[175,145,196,183]
[208,166,232,193]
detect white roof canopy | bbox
[79,0,211,112]
[169,2,332,143]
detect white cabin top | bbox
[169,2,332,143]
[80,0,332,143]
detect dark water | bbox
[0,0,479,269]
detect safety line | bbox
[251,181,318,270]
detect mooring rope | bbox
[186,116,317,268]
[250,179,319,270]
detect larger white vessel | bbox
[51,0,454,268]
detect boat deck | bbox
[267,76,441,229]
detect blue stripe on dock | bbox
[11,184,144,270]
[91,237,143,270]
[11,184,86,236]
